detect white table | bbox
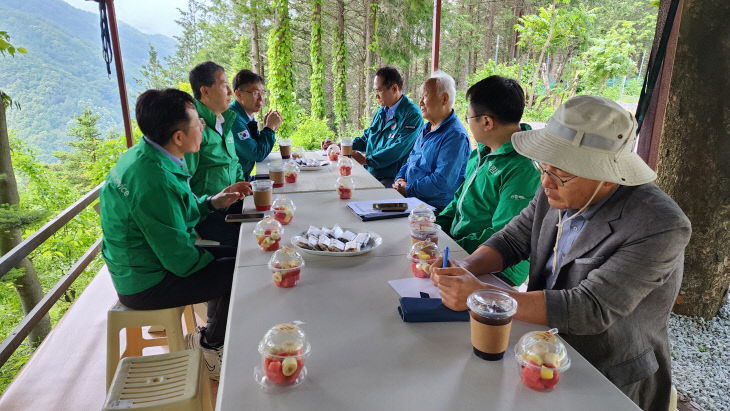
[255,151,385,193]
[218,255,638,410]
[235,189,469,268]
[218,187,639,410]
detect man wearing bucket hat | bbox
[431,95,691,411]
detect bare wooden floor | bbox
[0,267,218,410]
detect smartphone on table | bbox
[372,202,408,212]
[225,213,265,223]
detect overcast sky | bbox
[63,0,186,38]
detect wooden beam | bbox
[431,0,442,73]
[105,0,134,148]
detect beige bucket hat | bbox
[512,95,656,186]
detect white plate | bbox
[290,230,382,256]
[295,159,330,171]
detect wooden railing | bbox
[0,182,104,367]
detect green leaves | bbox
[266,0,300,140]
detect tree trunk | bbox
[526,0,556,107]
[332,0,348,134]
[365,0,377,117]
[250,0,263,76]
[657,0,730,319]
[510,0,525,61]
[0,101,51,345]
[485,1,496,63]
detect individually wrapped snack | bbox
[320,226,334,237]
[272,196,296,225]
[409,241,439,278]
[332,225,344,239]
[317,235,331,251]
[283,160,300,184]
[327,144,341,161]
[306,226,321,237]
[329,239,346,252]
[336,177,354,200]
[337,156,353,176]
[293,236,311,250]
[354,232,370,245]
[409,205,436,231]
[514,329,571,392]
[340,230,357,242]
[253,217,283,252]
[307,235,318,249]
[344,241,361,252]
[257,322,311,388]
[268,248,304,288]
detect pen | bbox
[443,246,449,268]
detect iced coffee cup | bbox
[341,137,353,157]
[269,163,284,188]
[466,290,518,361]
[279,138,292,159]
[252,180,274,211]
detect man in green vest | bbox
[100,88,251,380]
[436,76,540,287]
[185,61,248,246]
[322,66,423,187]
[229,69,283,181]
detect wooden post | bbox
[431,0,441,73]
[105,0,134,148]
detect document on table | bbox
[347,197,435,221]
[389,277,442,299]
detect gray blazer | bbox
[485,183,691,411]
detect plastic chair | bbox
[103,349,213,411]
[106,301,196,390]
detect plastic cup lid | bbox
[467,289,518,319]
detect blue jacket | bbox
[352,94,423,180]
[395,110,470,207]
[229,100,276,181]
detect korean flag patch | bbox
[237,130,250,141]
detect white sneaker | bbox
[185,332,223,381]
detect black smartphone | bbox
[225,213,265,223]
[373,202,408,212]
[252,173,270,180]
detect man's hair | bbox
[375,66,404,90]
[233,69,264,91]
[135,88,195,146]
[466,75,525,124]
[189,61,224,100]
[429,70,456,108]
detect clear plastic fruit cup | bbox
[256,322,311,389]
[336,176,354,200]
[408,241,439,278]
[268,247,304,288]
[337,156,353,176]
[327,144,341,162]
[514,328,571,392]
[253,217,283,252]
[283,160,300,184]
[409,205,436,231]
[410,223,441,245]
[271,196,296,226]
[291,146,305,160]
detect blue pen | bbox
[443,246,449,268]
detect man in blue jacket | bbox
[393,71,470,210]
[229,69,283,180]
[323,66,423,186]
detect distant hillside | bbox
[0,0,176,161]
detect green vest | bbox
[436,139,540,286]
[100,140,214,295]
[185,99,245,196]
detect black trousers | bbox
[195,200,243,247]
[118,257,235,346]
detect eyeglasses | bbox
[532,161,578,187]
[197,117,206,128]
[464,113,487,123]
[242,90,266,99]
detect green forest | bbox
[0,0,658,394]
